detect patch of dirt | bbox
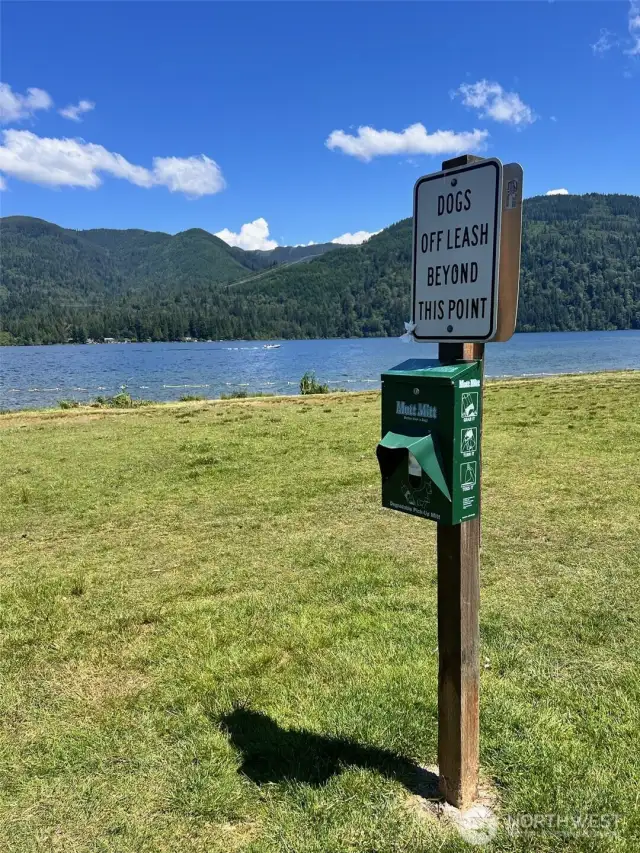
[406,764,500,845]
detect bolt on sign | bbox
[412,158,522,343]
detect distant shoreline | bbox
[1,327,638,348]
[2,369,638,416]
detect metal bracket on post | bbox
[441,154,485,171]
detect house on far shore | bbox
[104,337,116,343]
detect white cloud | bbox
[0,174,6,190]
[0,83,53,124]
[331,230,381,245]
[592,28,617,55]
[152,155,224,196]
[628,0,640,54]
[59,99,95,122]
[454,80,536,127]
[215,223,382,250]
[592,4,640,58]
[545,188,569,196]
[215,218,278,251]
[0,130,148,188]
[326,123,488,161]
[215,224,381,251]
[0,129,225,197]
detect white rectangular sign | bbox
[412,158,503,342]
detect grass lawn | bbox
[1,373,639,852]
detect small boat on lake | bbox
[263,344,281,349]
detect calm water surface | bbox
[1,331,639,410]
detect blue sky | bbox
[1,1,639,249]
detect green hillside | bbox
[0,218,343,343]
[1,193,639,344]
[243,193,640,337]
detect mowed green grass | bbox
[1,373,639,852]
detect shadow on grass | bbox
[220,707,439,799]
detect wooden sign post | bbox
[378,152,522,809]
[421,154,522,808]
[436,156,485,808]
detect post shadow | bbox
[219,706,440,800]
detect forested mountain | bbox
[0,218,343,343]
[1,193,639,345]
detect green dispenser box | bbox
[377,359,482,525]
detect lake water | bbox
[1,330,639,411]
